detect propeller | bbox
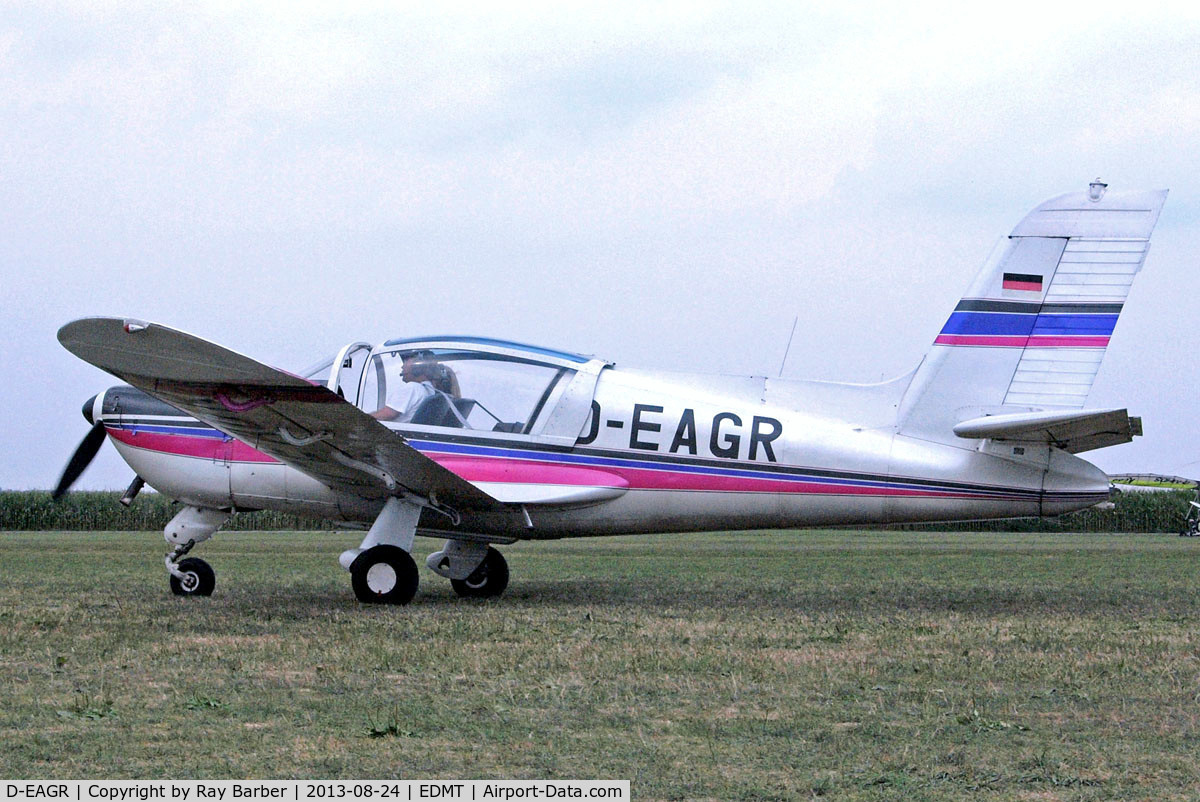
[52,394,106,500]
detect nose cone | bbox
[96,384,186,420]
[82,393,99,426]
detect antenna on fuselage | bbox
[777,316,798,378]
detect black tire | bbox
[169,557,215,597]
[451,547,509,599]
[350,546,419,605]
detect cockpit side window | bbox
[360,349,572,433]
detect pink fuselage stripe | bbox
[435,455,1004,499]
[109,430,1020,500]
[108,428,277,463]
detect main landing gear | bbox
[345,540,509,604]
[440,545,509,599]
[340,497,423,604]
[348,545,420,604]
[339,497,510,604]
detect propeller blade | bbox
[52,422,107,500]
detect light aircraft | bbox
[56,182,1167,604]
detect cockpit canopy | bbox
[308,337,606,445]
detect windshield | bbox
[299,357,334,386]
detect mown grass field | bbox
[1,529,1198,800]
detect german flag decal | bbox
[1002,272,1043,292]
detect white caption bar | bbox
[3,783,629,802]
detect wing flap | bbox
[953,408,1139,454]
[58,318,501,509]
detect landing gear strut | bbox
[340,497,423,605]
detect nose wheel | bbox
[168,556,215,596]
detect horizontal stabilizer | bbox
[953,408,1140,454]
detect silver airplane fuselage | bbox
[94,356,1108,541]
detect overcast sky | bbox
[3,2,1199,491]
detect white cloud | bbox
[5,3,1200,488]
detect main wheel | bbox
[169,557,215,597]
[451,547,509,599]
[350,546,419,604]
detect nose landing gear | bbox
[163,506,229,597]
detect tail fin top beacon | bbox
[897,182,1168,445]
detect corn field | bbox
[1,488,1194,533]
[0,491,337,531]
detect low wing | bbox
[58,317,501,509]
[952,408,1141,454]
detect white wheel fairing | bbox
[365,562,398,594]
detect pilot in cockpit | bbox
[371,351,459,421]
[417,356,460,397]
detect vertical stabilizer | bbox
[898,184,1167,442]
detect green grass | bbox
[2,529,1199,800]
